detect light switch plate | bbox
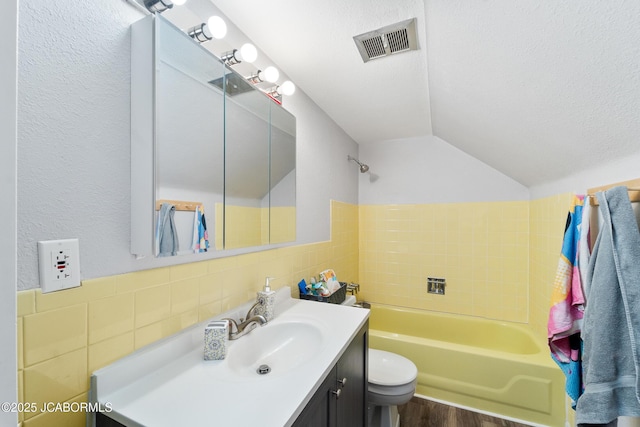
[37,239,81,293]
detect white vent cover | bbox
[353,18,418,63]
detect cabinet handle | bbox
[338,377,347,387]
[331,389,341,399]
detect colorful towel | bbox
[192,205,209,253]
[548,194,587,407]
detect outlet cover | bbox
[38,239,81,293]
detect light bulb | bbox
[239,43,258,63]
[280,80,295,96]
[207,16,227,39]
[263,66,279,83]
[172,0,187,5]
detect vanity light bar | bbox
[265,81,296,98]
[143,0,185,13]
[144,0,171,13]
[221,50,241,66]
[186,16,227,44]
[247,70,264,84]
[187,23,211,43]
[265,87,283,104]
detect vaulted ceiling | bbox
[172,0,640,188]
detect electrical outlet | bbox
[38,239,81,293]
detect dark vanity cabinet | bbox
[293,321,368,427]
[95,413,124,427]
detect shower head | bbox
[347,155,369,173]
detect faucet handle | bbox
[221,318,238,334]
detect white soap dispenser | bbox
[255,277,276,321]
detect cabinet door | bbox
[292,365,338,427]
[96,412,126,427]
[336,322,368,427]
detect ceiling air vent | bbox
[353,18,418,63]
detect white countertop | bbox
[91,288,369,427]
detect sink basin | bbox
[227,321,324,377]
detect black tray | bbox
[300,282,347,304]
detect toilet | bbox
[367,348,418,427]
[341,296,417,427]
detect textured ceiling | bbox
[208,0,433,143]
[424,1,640,187]
[184,0,640,187]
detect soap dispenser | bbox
[255,277,276,321]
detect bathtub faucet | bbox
[427,277,446,295]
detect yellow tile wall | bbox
[224,205,266,249]
[261,206,269,245]
[271,206,297,244]
[16,200,359,426]
[359,201,530,322]
[16,196,576,425]
[215,204,296,248]
[528,193,574,341]
[529,193,578,427]
[215,202,224,250]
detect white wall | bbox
[0,0,18,423]
[357,132,640,205]
[17,0,140,290]
[530,150,640,199]
[17,0,359,291]
[270,170,296,207]
[286,89,359,243]
[358,135,529,205]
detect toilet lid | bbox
[368,349,418,386]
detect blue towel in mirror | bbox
[156,203,179,257]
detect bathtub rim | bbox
[367,302,552,361]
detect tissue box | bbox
[204,320,228,361]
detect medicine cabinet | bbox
[131,14,296,258]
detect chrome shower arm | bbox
[347,155,369,173]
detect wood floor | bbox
[397,397,531,427]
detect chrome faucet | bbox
[223,301,268,340]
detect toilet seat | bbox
[368,349,418,386]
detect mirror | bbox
[269,104,296,244]
[130,15,296,258]
[155,16,225,255]
[222,72,271,249]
